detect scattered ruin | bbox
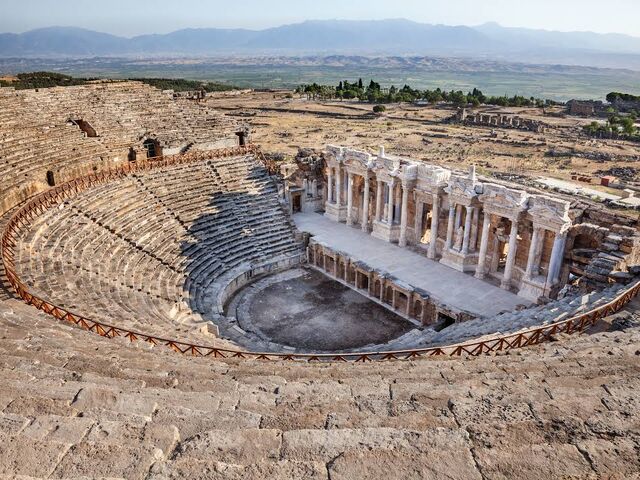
[566,99,606,116]
[454,108,546,132]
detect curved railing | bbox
[2,145,639,362]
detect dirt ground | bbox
[207,91,640,189]
[247,268,413,351]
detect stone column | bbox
[362,173,370,232]
[490,234,501,274]
[547,231,567,285]
[327,168,333,203]
[344,170,348,200]
[470,207,480,252]
[532,229,545,275]
[346,172,354,226]
[524,226,543,279]
[428,193,440,259]
[387,179,395,224]
[312,179,318,198]
[394,184,401,223]
[375,179,383,222]
[454,204,463,229]
[445,203,455,250]
[475,212,492,279]
[461,205,473,254]
[399,183,410,247]
[553,233,567,284]
[335,166,342,208]
[414,199,424,245]
[501,218,519,290]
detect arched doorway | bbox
[46,170,55,187]
[143,139,161,158]
[72,119,97,137]
[414,299,423,320]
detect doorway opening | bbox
[46,170,55,187]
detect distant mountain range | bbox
[2,20,640,70]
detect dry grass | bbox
[207,92,640,182]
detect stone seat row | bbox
[12,155,302,341]
[14,213,187,337]
[408,283,628,348]
[0,81,241,217]
[1,293,637,479]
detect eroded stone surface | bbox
[0,298,639,479]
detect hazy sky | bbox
[3,0,639,37]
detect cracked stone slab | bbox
[172,429,282,466]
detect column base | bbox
[517,275,546,302]
[324,203,348,222]
[371,220,401,243]
[439,249,479,273]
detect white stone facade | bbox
[322,145,573,302]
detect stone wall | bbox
[455,108,546,133]
[307,239,473,326]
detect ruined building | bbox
[285,145,640,307]
[455,108,546,133]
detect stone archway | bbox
[143,138,161,158]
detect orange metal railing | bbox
[2,145,638,362]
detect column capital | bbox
[401,178,416,189]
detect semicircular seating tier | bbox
[0,82,239,214]
[1,295,638,478]
[12,154,304,341]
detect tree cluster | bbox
[0,72,238,92]
[606,92,640,104]
[0,72,93,89]
[296,79,554,108]
[132,78,237,93]
[583,113,638,139]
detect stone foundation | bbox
[307,239,474,326]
